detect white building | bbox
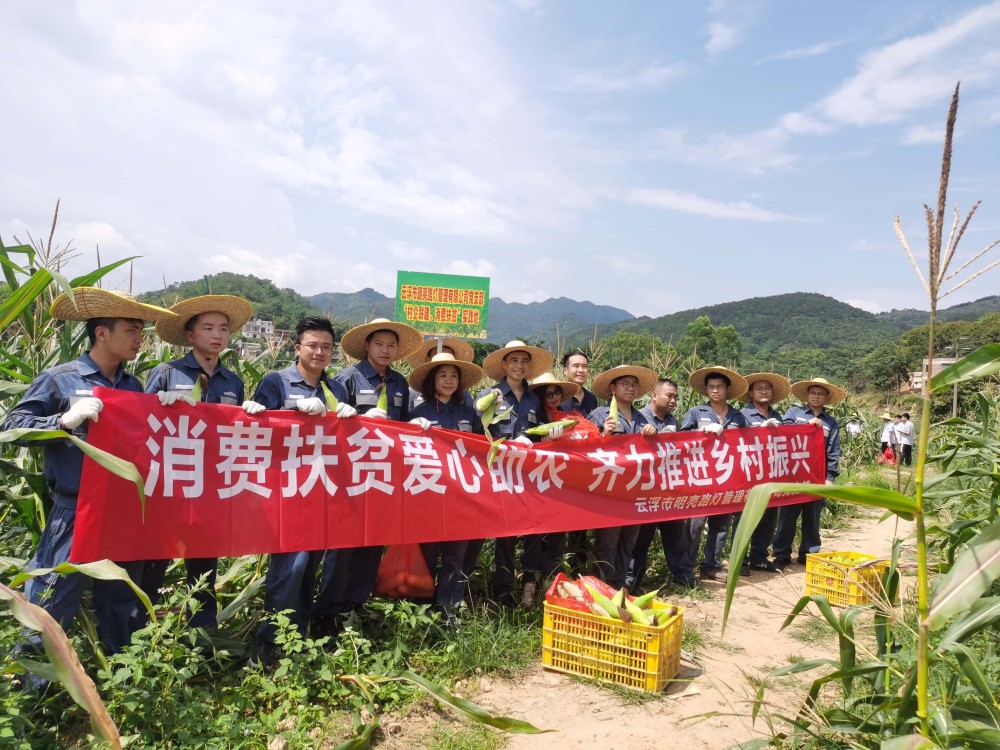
[244,318,275,339]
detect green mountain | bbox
[877,295,1000,330]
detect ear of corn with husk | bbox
[524,418,577,436]
[320,381,340,411]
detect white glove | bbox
[296,397,327,416]
[157,390,196,407]
[762,418,782,427]
[410,417,432,430]
[490,388,503,402]
[61,397,103,429]
[662,425,677,433]
[700,423,723,435]
[511,435,533,447]
[542,424,564,441]
[335,402,357,418]
[242,400,266,415]
[366,407,388,420]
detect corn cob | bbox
[524,418,578,436]
[624,599,649,625]
[611,587,626,610]
[190,373,207,402]
[607,395,618,431]
[584,583,621,620]
[376,384,388,412]
[320,381,340,411]
[632,590,658,609]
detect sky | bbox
[2,1,1000,320]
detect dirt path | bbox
[461,507,914,750]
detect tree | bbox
[676,315,743,366]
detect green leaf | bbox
[0,381,29,398]
[929,344,1000,391]
[936,597,1000,650]
[9,560,155,621]
[880,736,942,750]
[0,267,52,329]
[70,256,140,288]
[927,519,1000,630]
[944,643,999,709]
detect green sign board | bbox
[395,271,490,339]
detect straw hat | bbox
[879,411,893,420]
[482,340,555,381]
[529,372,581,404]
[741,372,791,404]
[791,377,847,405]
[406,336,475,368]
[591,365,659,401]
[50,287,176,322]
[340,317,423,361]
[155,295,254,346]
[407,353,484,396]
[688,366,749,401]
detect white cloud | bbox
[626,188,800,222]
[772,39,845,61]
[903,123,945,144]
[565,62,686,92]
[706,22,739,56]
[655,127,796,174]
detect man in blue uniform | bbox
[242,316,359,663]
[681,366,749,582]
[4,288,176,659]
[559,350,598,416]
[772,377,844,569]
[139,295,254,629]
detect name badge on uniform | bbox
[393,393,403,408]
[283,394,303,410]
[527,409,538,425]
[458,420,472,432]
[220,391,238,406]
[357,389,377,407]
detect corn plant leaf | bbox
[365,669,550,733]
[0,582,122,747]
[936,596,1000,650]
[0,427,145,517]
[880,736,942,750]
[943,643,999,709]
[69,256,140,288]
[0,556,27,571]
[0,381,29,398]
[929,344,1000,392]
[9,560,155,620]
[0,267,52,329]
[771,658,836,677]
[927,519,1000,630]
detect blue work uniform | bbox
[139,352,246,629]
[559,387,598,417]
[310,359,410,625]
[254,364,350,645]
[3,352,146,654]
[627,408,694,589]
[465,378,541,604]
[586,402,652,588]
[740,404,784,568]
[411,397,483,610]
[773,406,841,564]
[681,403,749,577]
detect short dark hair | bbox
[902,412,910,419]
[85,317,143,346]
[562,350,589,368]
[656,377,678,390]
[705,372,731,388]
[295,316,336,343]
[365,328,399,345]
[420,363,464,405]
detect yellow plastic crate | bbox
[541,600,683,692]
[804,551,891,607]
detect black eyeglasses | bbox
[544,389,563,400]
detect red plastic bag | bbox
[374,544,435,599]
[877,446,896,465]
[544,572,618,613]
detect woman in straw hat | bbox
[406,336,477,412]
[466,340,554,608]
[585,365,658,589]
[138,294,255,630]
[407,353,485,618]
[681,367,750,582]
[739,373,791,575]
[306,317,424,636]
[4,288,176,667]
[772,377,845,570]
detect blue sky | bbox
[2,1,999,320]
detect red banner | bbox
[71,389,826,562]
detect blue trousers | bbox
[312,545,384,618]
[593,525,640,589]
[256,550,322,644]
[747,507,779,565]
[420,541,469,609]
[691,514,732,572]
[627,519,696,590]
[773,499,824,562]
[24,505,144,654]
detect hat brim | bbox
[591,365,659,401]
[408,358,484,395]
[688,366,749,401]
[530,377,581,404]
[406,336,475,367]
[791,379,847,405]
[155,295,255,346]
[50,287,177,322]
[482,344,554,381]
[741,373,791,404]
[340,320,424,361]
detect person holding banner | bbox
[681,366,749,582]
[559,350,599,416]
[586,365,659,588]
[309,317,424,633]
[739,373,791,575]
[406,336,477,412]
[627,377,697,591]
[137,294,254,630]
[408,352,485,618]
[772,377,844,569]
[467,340,554,608]
[243,316,358,664]
[4,288,176,662]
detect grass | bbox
[788,616,834,646]
[426,724,507,750]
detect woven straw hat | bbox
[688,366,749,401]
[880,411,893,420]
[340,318,423,361]
[592,365,658,401]
[406,336,475,368]
[155,295,254,346]
[529,372,581,404]
[791,377,847,405]
[50,287,176,322]
[482,340,554,381]
[407,352,484,396]
[741,372,791,404]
